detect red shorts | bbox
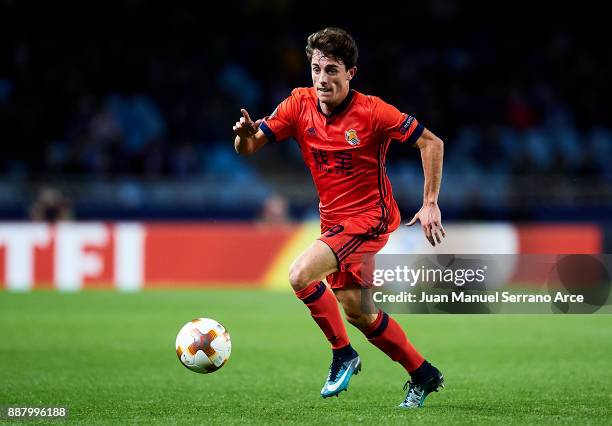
[319,211,399,289]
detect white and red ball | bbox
[175,318,231,374]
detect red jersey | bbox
[260,87,424,231]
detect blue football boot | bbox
[398,363,444,408]
[320,353,362,398]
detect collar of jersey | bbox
[317,89,355,119]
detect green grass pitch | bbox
[1,290,611,425]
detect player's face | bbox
[311,49,356,109]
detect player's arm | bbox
[407,128,445,246]
[233,109,268,155]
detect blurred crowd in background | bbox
[1,1,610,221]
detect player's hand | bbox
[233,109,261,140]
[407,203,446,246]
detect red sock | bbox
[294,281,350,349]
[362,310,425,372]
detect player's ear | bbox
[347,66,357,81]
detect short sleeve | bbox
[260,93,299,143]
[371,96,424,144]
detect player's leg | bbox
[289,239,338,291]
[334,287,425,371]
[334,287,444,408]
[290,240,348,350]
[289,240,361,398]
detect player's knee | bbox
[344,309,376,331]
[344,311,368,329]
[288,262,311,291]
[343,310,359,324]
[340,305,364,327]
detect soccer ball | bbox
[175,318,231,374]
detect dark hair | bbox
[305,27,358,70]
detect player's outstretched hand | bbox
[407,203,446,246]
[233,109,262,139]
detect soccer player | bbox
[233,27,445,408]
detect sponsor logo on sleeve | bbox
[399,115,415,134]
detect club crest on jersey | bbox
[345,129,360,146]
